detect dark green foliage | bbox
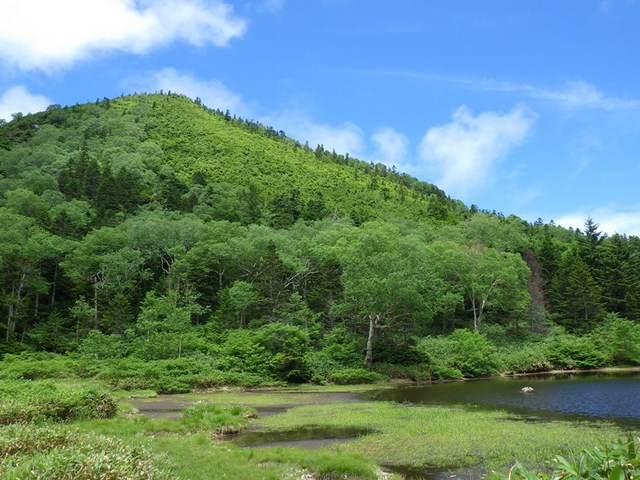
[2,93,640,382]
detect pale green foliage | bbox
[0,424,172,480]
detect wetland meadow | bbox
[4,372,637,479]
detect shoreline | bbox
[501,365,640,378]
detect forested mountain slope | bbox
[1,93,639,384]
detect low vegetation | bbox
[0,424,173,480]
[0,380,116,424]
[493,436,640,479]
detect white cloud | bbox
[371,127,410,168]
[147,68,251,117]
[139,68,366,158]
[478,79,639,111]
[0,0,247,72]
[555,207,640,237]
[267,110,366,158]
[535,81,640,110]
[0,86,51,121]
[418,105,536,198]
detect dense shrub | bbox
[79,330,129,359]
[544,333,607,369]
[418,329,500,377]
[374,363,434,382]
[498,343,553,374]
[0,424,172,479]
[592,314,640,365]
[0,353,87,380]
[329,368,384,385]
[96,356,275,391]
[0,381,116,424]
[214,323,312,383]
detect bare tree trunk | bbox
[6,270,26,341]
[471,298,479,332]
[364,314,379,370]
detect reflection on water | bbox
[228,426,375,449]
[370,371,640,427]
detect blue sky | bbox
[2,0,640,235]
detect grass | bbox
[125,385,629,474]
[253,401,627,472]
[0,379,632,478]
[0,423,173,479]
[149,433,381,480]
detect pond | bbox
[369,370,640,428]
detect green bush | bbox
[0,353,86,380]
[79,330,129,359]
[498,343,553,374]
[592,313,640,365]
[374,363,434,382]
[329,368,384,385]
[544,333,607,369]
[179,401,253,435]
[0,381,116,424]
[152,377,191,394]
[0,424,172,479]
[418,329,500,377]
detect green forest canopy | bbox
[1,93,639,382]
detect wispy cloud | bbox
[0,0,247,72]
[360,70,639,111]
[482,79,640,110]
[555,206,640,237]
[0,86,51,121]
[418,105,536,198]
[371,127,410,168]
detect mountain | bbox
[1,93,463,228]
[1,92,640,378]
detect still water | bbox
[370,371,640,427]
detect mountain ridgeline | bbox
[1,93,639,385]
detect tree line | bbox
[1,93,639,379]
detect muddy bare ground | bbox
[129,390,367,449]
[129,390,362,419]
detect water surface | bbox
[371,371,640,427]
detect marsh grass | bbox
[0,423,173,479]
[149,433,382,480]
[254,401,626,471]
[74,400,384,479]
